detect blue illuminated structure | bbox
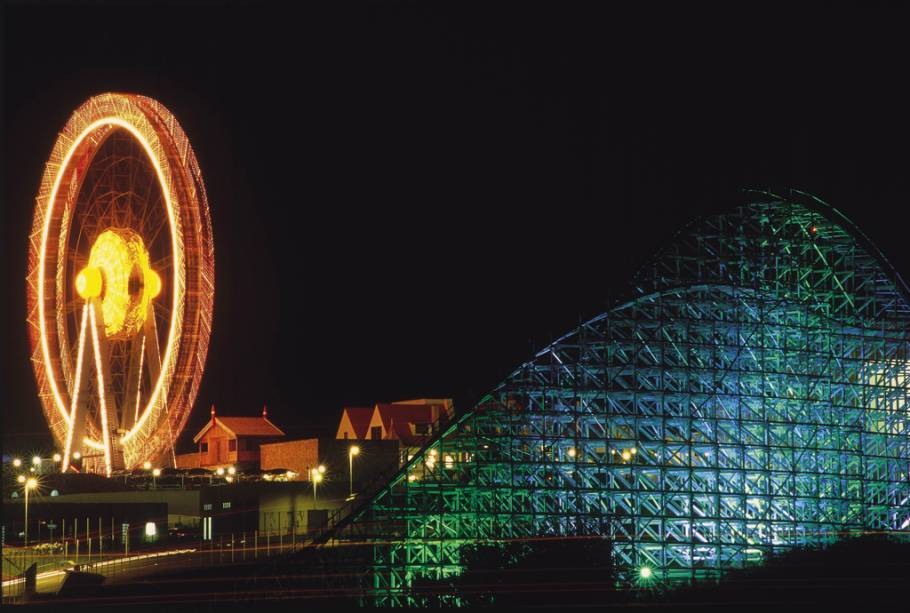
[319,190,910,605]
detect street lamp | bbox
[348,446,360,498]
[32,456,42,473]
[23,477,37,546]
[311,468,323,507]
[12,458,22,468]
[152,468,161,489]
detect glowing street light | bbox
[349,445,360,498]
[73,451,82,460]
[53,453,62,462]
[12,458,22,468]
[216,467,225,476]
[32,456,42,468]
[639,565,653,580]
[143,461,152,470]
[23,477,38,546]
[17,475,26,483]
[152,467,161,489]
[227,466,236,476]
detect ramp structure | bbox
[324,191,910,606]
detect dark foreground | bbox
[15,535,910,611]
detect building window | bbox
[203,503,212,511]
[201,442,208,453]
[229,439,237,452]
[371,426,382,440]
[222,502,232,509]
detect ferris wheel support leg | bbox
[62,304,92,472]
[87,301,125,474]
[121,333,146,433]
[140,304,176,468]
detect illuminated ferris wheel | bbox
[26,93,214,476]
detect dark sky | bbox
[3,2,910,455]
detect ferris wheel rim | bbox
[28,92,214,471]
[36,115,183,441]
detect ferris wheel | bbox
[26,93,215,476]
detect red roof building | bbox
[335,406,374,440]
[181,405,286,469]
[336,398,454,447]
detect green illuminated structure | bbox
[319,191,910,605]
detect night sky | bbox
[3,2,910,455]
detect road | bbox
[2,542,307,601]
[2,548,198,599]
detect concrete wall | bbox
[2,499,168,546]
[175,452,201,469]
[198,482,346,536]
[260,438,400,491]
[260,438,319,475]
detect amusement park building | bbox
[336,399,454,444]
[176,406,285,470]
[317,191,910,605]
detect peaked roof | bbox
[193,416,285,443]
[386,418,427,446]
[374,403,440,433]
[340,406,373,439]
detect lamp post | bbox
[152,468,161,489]
[311,468,323,508]
[349,445,360,498]
[24,477,37,546]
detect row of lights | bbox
[10,453,70,470]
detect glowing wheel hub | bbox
[76,228,162,339]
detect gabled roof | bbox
[193,416,285,443]
[340,406,373,439]
[374,403,440,433]
[386,418,427,446]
